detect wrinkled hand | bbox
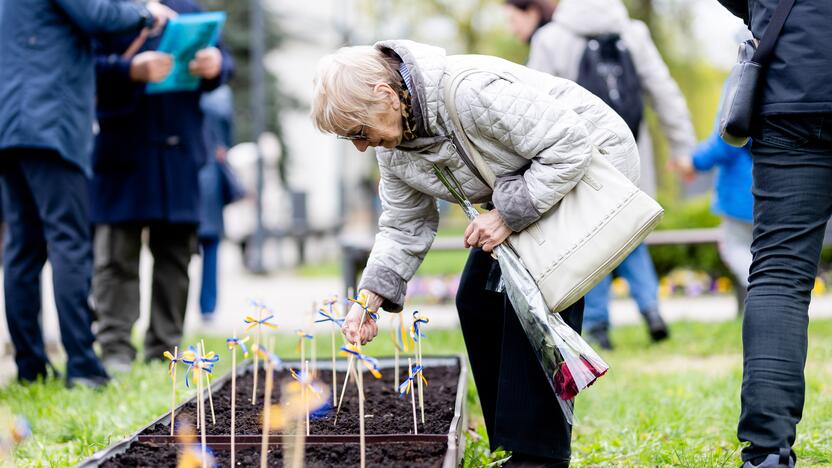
[189,47,222,80]
[341,290,382,345]
[145,2,177,36]
[668,156,696,183]
[130,51,173,83]
[464,210,512,253]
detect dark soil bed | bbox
[143,365,459,436]
[100,440,447,467]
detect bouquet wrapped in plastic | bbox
[434,165,609,423]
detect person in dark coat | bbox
[90,0,233,372]
[717,1,832,467]
[0,0,173,388]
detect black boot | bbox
[587,323,613,351]
[643,307,669,342]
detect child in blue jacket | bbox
[679,129,753,299]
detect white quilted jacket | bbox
[358,40,640,311]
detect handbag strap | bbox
[750,0,796,64]
[443,67,499,189]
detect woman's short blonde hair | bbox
[311,46,402,135]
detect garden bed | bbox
[77,356,466,467]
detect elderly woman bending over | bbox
[312,40,638,466]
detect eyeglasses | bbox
[337,126,368,141]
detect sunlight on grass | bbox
[1,320,831,466]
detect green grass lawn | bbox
[2,319,832,466]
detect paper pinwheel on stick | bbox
[251,344,282,468]
[399,360,427,434]
[225,334,249,466]
[434,165,609,424]
[269,371,329,468]
[339,344,381,468]
[334,292,378,423]
[245,299,278,405]
[411,311,429,424]
[316,297,344,407]
[163,347,183,436]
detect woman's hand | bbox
[341,289,383,345]
[464,210,512,253]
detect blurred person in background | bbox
[510,0,697,349]
[0,0,173,388]
[313,40,640,467]
[90,0,233,373]
[197,84,244,323]
[718,0,832,466]
[503,0,555,44]
[673,92,753,316]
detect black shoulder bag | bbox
[719,0,795,147]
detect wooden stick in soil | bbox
[354,363,366,468]
[330,327,337,407]
[252,306,263,405]
[334,309,369,424]
[310,301,318,377]
[394,346,400,391]
[290,404,305,468]
[170,345,178,436]
[417,338,425,424]
[260,358,275,468]
[230,331,238,468]
[201,339,216,425]
[408,358,418,435]
[304,360,310,436]
[198,343,208,468]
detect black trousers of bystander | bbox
[739,113,832,464]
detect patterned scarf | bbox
[399,76,418,142]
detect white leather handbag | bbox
[444,68,665,312]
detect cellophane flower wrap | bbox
[434,165,609,424]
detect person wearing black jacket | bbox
[717,1,832,467]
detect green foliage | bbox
[462,425,510,468]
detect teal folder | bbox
[146,12,226,94]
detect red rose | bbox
[553,357,608,401]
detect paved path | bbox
[3,242,832,383]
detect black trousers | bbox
[92,223,196,361]
[739,113,832,463]
[456,248,584,462]
[0,148,107,381]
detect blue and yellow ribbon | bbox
[244,314,278,331]
[180,345,219,388]
[163,350,182,378]
[339,345,382,379]
[315,308,344,327]
[411,311,429,343]
[391,314,412,352]
[398,364,428,397]
[348,292,379,321]
[226,336,250,358]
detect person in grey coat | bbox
[518,0,697,348]
[0,0,174,388]
[312,40,639,465]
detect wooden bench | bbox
[340,227,723,294]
